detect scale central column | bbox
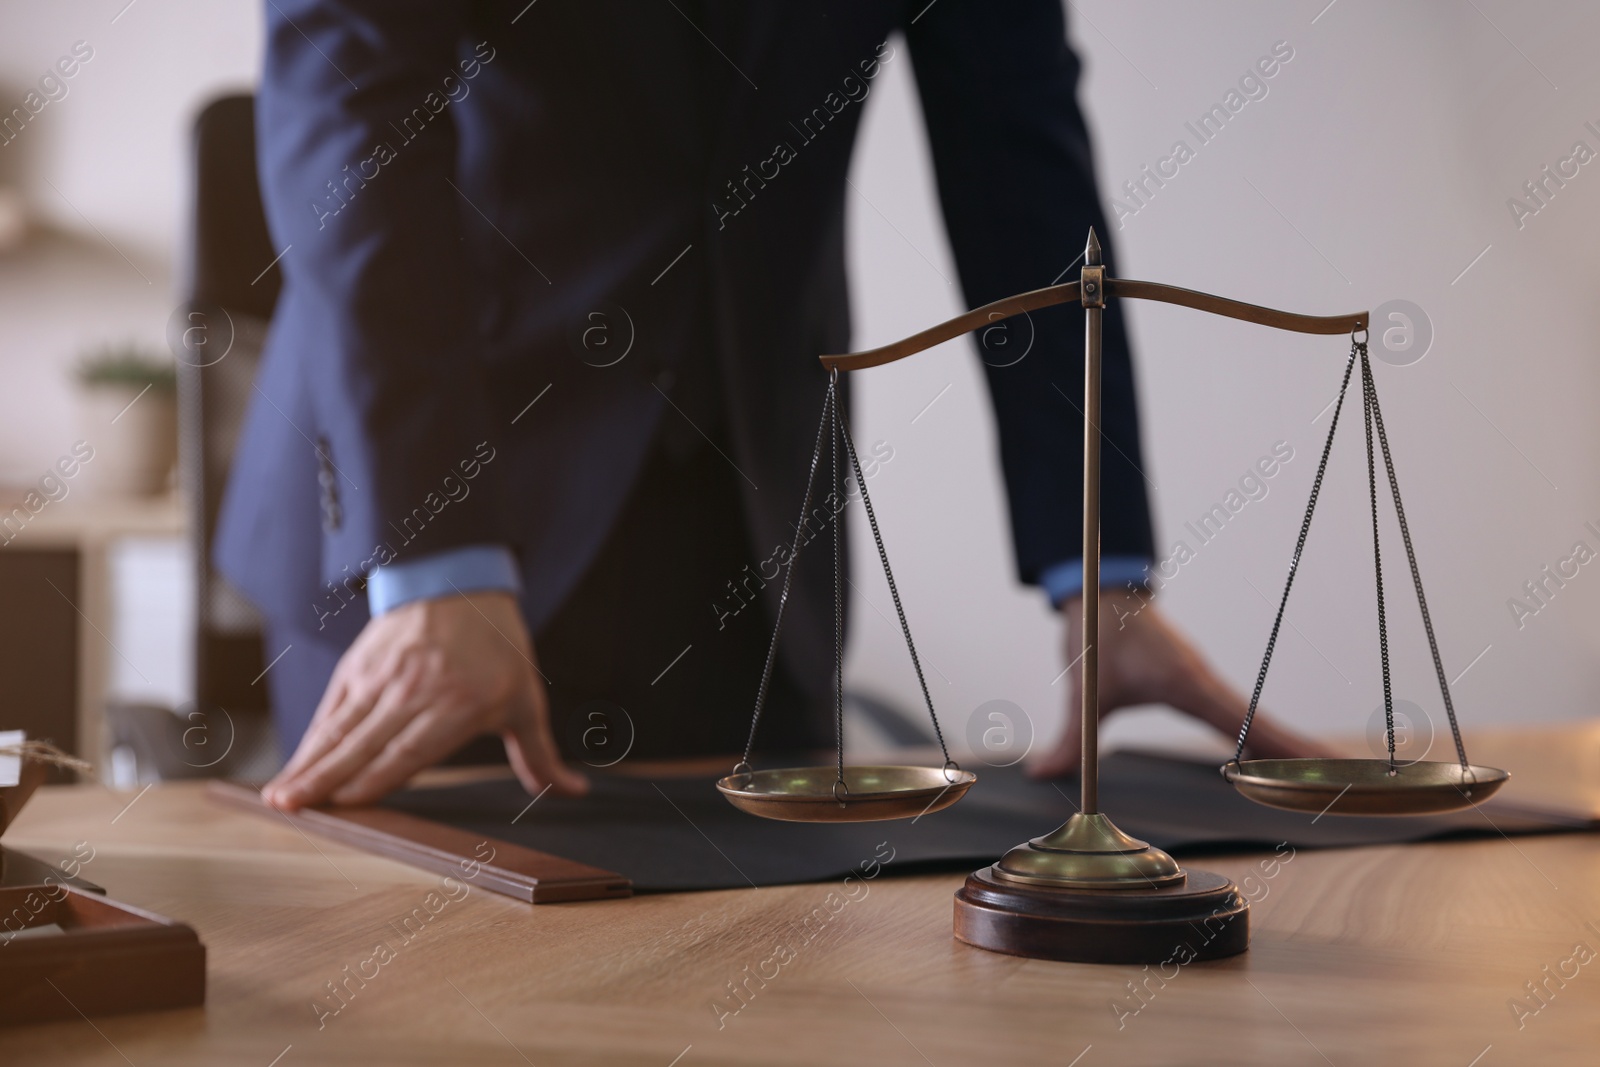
[953,229,1249,959]
[982,230,1183,889]
[1081,232,1103,817]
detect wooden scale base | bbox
[951,811,1248,964]
[954,867,1249,965]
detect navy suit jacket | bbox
[216,0,1155,680]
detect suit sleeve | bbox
[256,0,504,581]
[904,0,1156,582]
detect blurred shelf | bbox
[0,490,186,545]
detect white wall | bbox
[0,0,262,260]
[3,1,1596,756]
[0,0,261,483]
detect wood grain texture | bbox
[0,728,1593,1065]
[206,780,631,904]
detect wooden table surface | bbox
[3,725,1599,1066]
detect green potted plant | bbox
[74,343,178,497]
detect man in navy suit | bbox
[219,0,1323,811]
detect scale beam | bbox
[819,278,1368,372]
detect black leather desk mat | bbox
[382,751,1574,893]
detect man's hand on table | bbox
[1027,588,1334,778]
[263,591,588,811]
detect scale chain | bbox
[739,375,957,780]
[1234,337,1475,775]
[1360,349,1397,772]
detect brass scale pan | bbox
[719,765,977,824]
[717,273,1507,822]
[1224,759,1507,816]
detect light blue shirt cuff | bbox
[1039,555,1152,609]
[366,544,522,616]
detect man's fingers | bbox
[505,727,589,798]
[502,685,588,798]
[1159,664,1332,758]
[272,676,353,781]
[269,667,422,809]
[265,677,379,808]
[327,707,480,806]
[270,643,388,786]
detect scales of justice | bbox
[717,230,1508,964]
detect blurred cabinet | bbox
[0,549,77,758]
[0,491,186,774]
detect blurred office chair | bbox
[108,94,280,782]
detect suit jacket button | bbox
[654,369,677,391]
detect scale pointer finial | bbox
[1085,227,1102,266]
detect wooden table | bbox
[2,726,1598,1065]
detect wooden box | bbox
[1,732,206,1025]
[0,886,206,1025]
